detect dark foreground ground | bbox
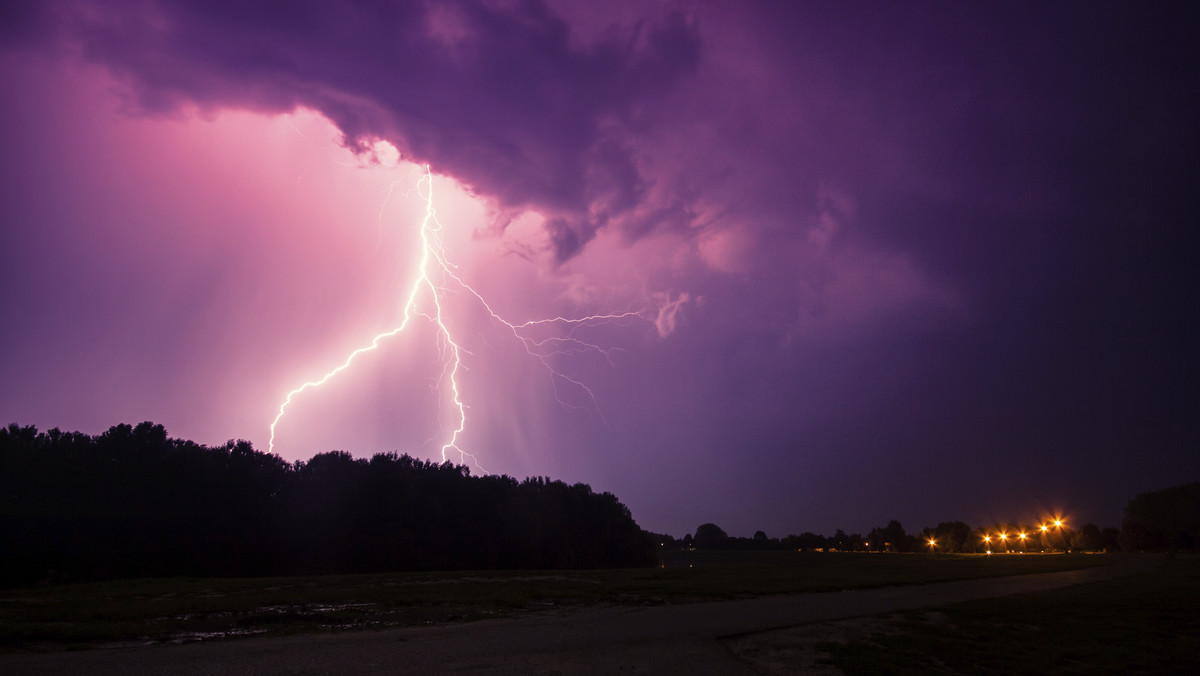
[1,554,1169,675]
[0,550,1102,650]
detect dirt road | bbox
[0,555,1150,675]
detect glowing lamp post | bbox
[1041,518,1068,552]
[1054,518,1068,553]
[982,534,992,555]
[927,537,937,554]
[1018,532,1028,553]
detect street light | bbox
[1018,532,1028,553]
[927,537,937,553]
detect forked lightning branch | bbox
[268,164,648,469]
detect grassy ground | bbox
[818,554,1198,675]
[0,550,1102,652]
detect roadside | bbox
[0,551,1103,652]
[0,554,1156,675]
[729,554,1192,675]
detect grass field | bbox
[0,551,1104,651]
[816,554,1198,675]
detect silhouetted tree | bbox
[876,520,909,552]
[783,532,826,551]
[693,523,729,549]
[830,529,849,551]
[1101,526,1121,552]
[929,521,972,553]
[1073,523,1105,552]
[0,422,656,586]
[646,531,680,550]
[1122,481,1200,552]
[845,532,864,551]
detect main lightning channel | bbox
[268,164,648,467]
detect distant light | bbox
[1054,519,1063,528]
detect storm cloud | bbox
[2,0,1196,536]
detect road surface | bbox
[0,555,1151,675]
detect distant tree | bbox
[1119,519,1157,552]
[693,523,729,549]
[1101,526,1121,552]
[0,422,657,585]
[1073,523,1105,552]
[929,521,972,553]
[879,520,909,553]
[783,532,826,551]
[736,530,783,551]
[646,531,680,549]
[1122,481,1200,552]
[830,529,849,551]
[865,527,885,552]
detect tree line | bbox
[1,422,655,587]
[656,481,1199,555]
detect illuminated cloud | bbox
[697,226,756,276]
[26,0,699,266]
[652,292,690,339]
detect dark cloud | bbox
[30,0,699,263]
[4,0,1198,535]
[0,1,57,49]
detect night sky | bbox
[2,1,1197,539]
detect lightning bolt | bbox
[268,164,650,469]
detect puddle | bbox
[166,628,269,644]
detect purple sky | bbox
[2,1,1197,539]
